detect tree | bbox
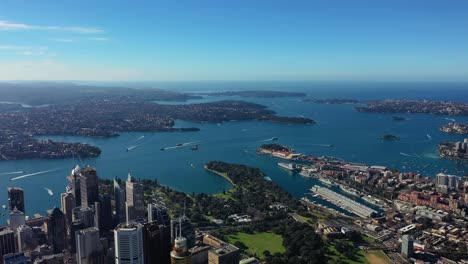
[233,241,247,251]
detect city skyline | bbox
[1,0,468,81]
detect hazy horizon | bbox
[1,0,468,82]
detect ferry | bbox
[277,162,299,171]
[318,178,337,187]
[176,143,183,147]
[160,148,165,151]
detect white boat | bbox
[277,162,299,171]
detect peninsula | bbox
[440,123,468,134]
[0,84,314,161]
[438,139,468,160]
[356,99,468,116]
[198,90,306,98]
[303,98,360,104]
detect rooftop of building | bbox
[7,186,23,191]
[210,243,239,256]
[0,228,14,235]
[116,222,143,230]
[78,226,99,234]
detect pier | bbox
[311,185,378,218]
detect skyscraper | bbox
[170,230,191,264]
[72,206,96,229]
[60,191,75,233]
[114,178,126,225]
[9,208,25,231]
[16,225,33,252]
[47,207,67,254]
[148,203,171,227]
[68,165,82,208]
[76,227,103,264]
[145,204,171,264]
[125,173,145,221]
[0,229,17,264]
[143,222,171,264]
[80,167,99,208]
[7,187,24,214]
[170,215,195,248]
[401,234,414,259]
[96,194,113,234]
[114,222,144,264]
[69,220,84,254]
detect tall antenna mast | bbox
[179,218,182,237]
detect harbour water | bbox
[0,81,467,222]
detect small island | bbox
[303,99,360,104]
[440,123,468,134]
[392,116,407,121]
[380,134,400,140]
[258,144,292,153]
[198,90,306,98]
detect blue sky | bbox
[0,0,467,81]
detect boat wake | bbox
[0,171,25,176]
[135,135,145,141]
[241,128,251,132]
[400,152,418,158]
[10,168,60,181]
[127,144,142,151]
[260,138,277,142]
[425,134,432,142]
[44,187,54,196]
[444,118,456,122]
[310,144,334,147]
[422,152,439,159]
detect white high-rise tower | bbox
[114,222,144,264]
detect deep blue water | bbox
[0,81,467,223]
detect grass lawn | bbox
[326,244,369,264]
[364,250,392,264]
[227,232,285,259]
[213,187,237,200]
